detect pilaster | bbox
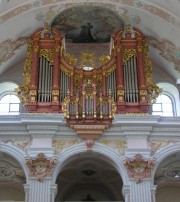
[28,177,51,202]
[130,180,152,202]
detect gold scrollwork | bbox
[111,98,117,118]
[60,66,72,77]
[30,90,37,96]
[52,90,59,96]
[96,75,102,91]
[16,40,32,105]
[99,55,110,65]
[62,97,69,118]
[33,46,39,52]
[65,53,77,65]
[74,75,80,90]
[39,49,54,65]
[117,89,124,102]
[122,49,136,64]
[143,41,162,103]
[80,51,96,69]
[105,66,116,76]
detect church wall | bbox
[0,114,180,202]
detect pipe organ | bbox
[17,25,160,123]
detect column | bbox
[130,180,152,202]
[114,39,124,102]
[50,184,58,202]
[52,41,61,111]
[24,184,30,202]
[28,178,51,202]
[137,38,145,88]
[122,185,130,202]
[29,39,39,106]
[151,185,157,202]
[30,39,39,89]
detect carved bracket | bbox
[73,124,106,151]
[26,153,57,181]
[123,153,155,183]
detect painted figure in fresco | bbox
[76,22,95,43]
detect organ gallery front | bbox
[17,24,160,126]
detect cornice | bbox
[0,114,179,138]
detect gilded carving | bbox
[122,49,136,64]
[74,75,80,90]
[80,51,96,69]
[30,89,37,96]
[26,153,57,181]
[39,49,54,65]
[60,66,72,77]
[33,46,39,52]
[99,55,110,65]
[96,75,102,91]
[52,90,59,96]
[140,89,147,101]
[124,153,155,183]
[144,41,162,103]
[105,66,116,76]
[16,40,32,105]
[117,89,124,102]
[65,53,77,65]
[99,139,127,155]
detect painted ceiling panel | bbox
[0,0,179,83]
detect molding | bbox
[125,148,151,158]
[28,147,54,157]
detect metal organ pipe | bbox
[106,70,116,102]
[38,56,52,102]
[123,56,139,103]
[60,70,69,102]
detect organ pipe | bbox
[38,56,52,102]
[123,56,138,103]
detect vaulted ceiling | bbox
[0,0,180,84]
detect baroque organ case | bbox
[17,24,160,128]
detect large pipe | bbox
[38,57,42,102]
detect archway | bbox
[153,144,180,202]
[0,152,26,201]
[53,143,128,202]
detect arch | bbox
[151,142,180,184]
[0,82,19,95]
[156,82,180,116]
[52,141,129,186]
[0,143,29,183]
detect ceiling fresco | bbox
[51,6,125,43]
[0,0,180,81]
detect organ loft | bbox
[17,24,160,145]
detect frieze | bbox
[147,36,180,71]
[0,139,31,153]
[0,37,28,65]
[52,139,79,154]
[0,0,178,28]
[124,153,155,183]
[148,139,179,155]
[99,139,127,155]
